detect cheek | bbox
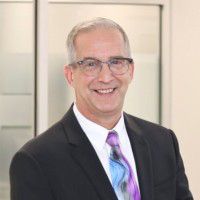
[73,74,94,92]
[118,74,132,88]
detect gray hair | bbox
[66,17,131,63]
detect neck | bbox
[91,113,121,130]
[75,104,122,130]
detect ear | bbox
[129,62,134,81]
[63,64,74,86]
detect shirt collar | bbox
[73,103,125,151]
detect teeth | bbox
[97,88,114,94]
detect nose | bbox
[97,63,114,83]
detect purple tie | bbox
[106,131,141,200]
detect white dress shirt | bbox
[73,104,140,187]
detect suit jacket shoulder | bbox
[10,107,117,200]
[123,112,193,200]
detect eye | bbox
[85,59,98,67]
[110,59,123,65]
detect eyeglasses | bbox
[70,57,133,76]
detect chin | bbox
[95,103,121,115]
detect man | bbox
[10,18,193,200]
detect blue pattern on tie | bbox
[107,131,141,200]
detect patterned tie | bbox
[106,131,141,200]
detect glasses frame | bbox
[70,57,133,76]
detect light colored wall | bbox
[171,0,200,199]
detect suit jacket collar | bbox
[61,106,154,200]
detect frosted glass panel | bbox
[0,2,34,200]
[48,3,160,125]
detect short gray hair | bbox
[66,17,131,63]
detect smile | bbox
[95,88,116,94]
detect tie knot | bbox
[106,131,119,147]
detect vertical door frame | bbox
[36,0,49,134]
[36,0,171,134]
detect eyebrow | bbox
[109,56,125,59]
[81,55,125,61]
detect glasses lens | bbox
[80,59,100,76]
[109,58,129,75]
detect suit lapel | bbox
[61,106,154,200]
[61,107,117,200]
[124,113,154,200]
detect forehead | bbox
[74,28,127,59]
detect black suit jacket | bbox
[10,106,193,200]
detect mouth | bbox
[94,88,116,95]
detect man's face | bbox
[65,28,134,119]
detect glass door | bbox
[0,1,35,199]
